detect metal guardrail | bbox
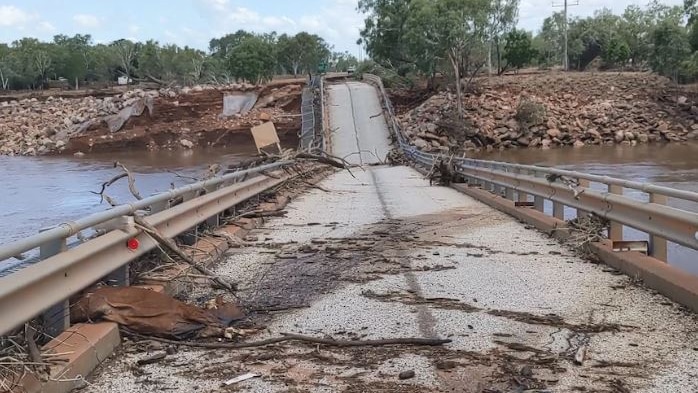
[299,75,325,153]
[0,161,293,336]
[363,73,698,263]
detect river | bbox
[478,142,698,275]
[1,142,697,275]
[0,146,259,246]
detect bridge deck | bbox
[85,82,698,393]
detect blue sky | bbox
[0,0,684,56]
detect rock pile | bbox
[0,82,289,156]
[397,72,698,153]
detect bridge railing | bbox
[363,73,698,263]
[299,75,325,153]
[0,161,294,336]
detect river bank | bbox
[0,80,303,156]
[392,72,698,154]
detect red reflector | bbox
[127,238,139,250]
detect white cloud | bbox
[38,21,56,33]
[228,7,261,24]
[73,13,101,28]
[199,0,362,53]
[0,5,32,27]
[128,24,141,34]
[202,0,229,12]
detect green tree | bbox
[406,0,490,115]
[487,0,519,74]
[209,30,253,58]
[358,0,415,76]
[52,34,93,87]
[226,35,277,83]
[503,29,536,70]
[601,36,630,67]
[650,20,691,81]
[277,32,331,76]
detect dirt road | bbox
[86,82,698,393]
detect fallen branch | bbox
[114,162,142,200]
[133,216,238,296]
[126,331,451,349]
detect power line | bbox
[552,0,579,71]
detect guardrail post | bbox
[553,201,564,219]
[39,230,70,337]
[532,171,545,212]
[576,178,590,218]
[517,169,529,203]
[504,170,516,201]
[649,193,668,262]
[608,185,623,241]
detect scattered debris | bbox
[221,372,260,386]
[71,287,244,339]
[398,370,416,380]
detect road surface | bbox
[87,82,698,393]
[328,82,391,165]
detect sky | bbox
[0,0,685,56]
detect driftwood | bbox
[126,331,451,349]
[133,216,238,295]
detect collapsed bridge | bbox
[1,74,697,393]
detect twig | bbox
[133,216,238,296]
[125,331,451,349]
[114,161,142,200]
[23,325,42,367]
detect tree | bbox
[226,35,277,84]
[536,12,566,67]
[504,29,536,70]
[209,30,253,58]
[52,34,93,87]
[110,39,138,82]
[650,20,691,81]
[406,0,490,116]
[331,51,359,71]
[277,32,331,76]
[358,0,415,76]
[601,36,630,67]
[487,0,519,74]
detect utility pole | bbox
[552,0,578,71]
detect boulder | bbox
[180,139,194,149]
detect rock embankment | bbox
[397,72,698,153]
[0,82,301,156]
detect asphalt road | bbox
[328,82,391,165]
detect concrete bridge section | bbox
[86,82,698,392]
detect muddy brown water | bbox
[1,142,697,276]
[477,142,698,275]
[0,146,264,247]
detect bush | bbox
[515,99,546,129]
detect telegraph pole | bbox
[553,0,578,71]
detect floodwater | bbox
[478,142,698,275]
[1,142,697,275]
[0,146,260,246]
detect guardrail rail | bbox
[0,161,296,336]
